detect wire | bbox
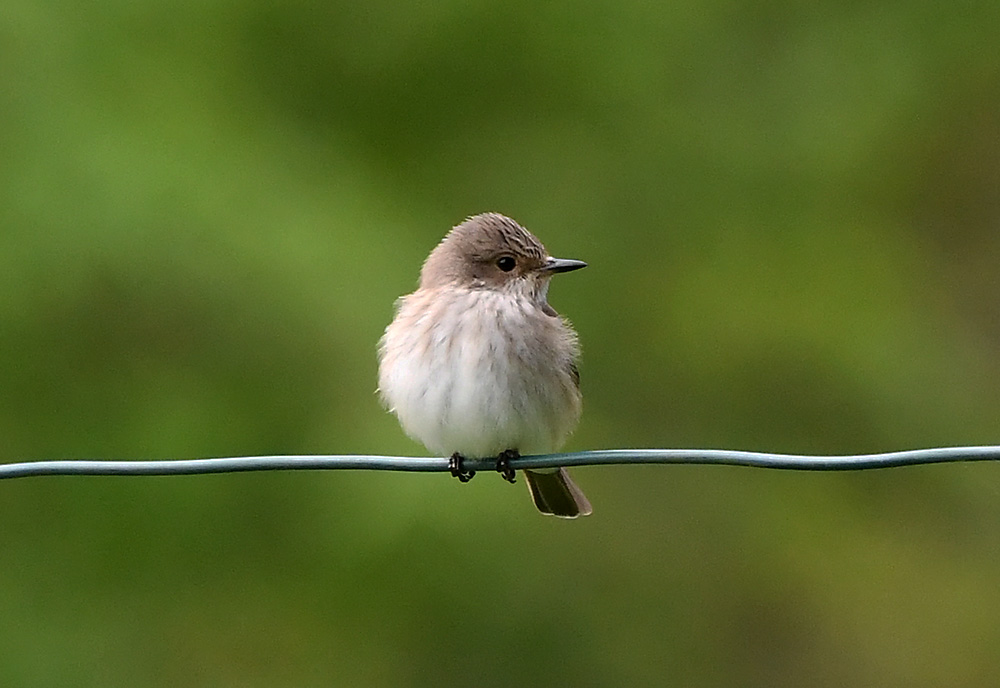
[2,446,999,480]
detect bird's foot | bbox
[449,453,476,482]
[496,449,519,484]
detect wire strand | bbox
[2,446,1000,480]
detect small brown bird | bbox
[377,213,591,517]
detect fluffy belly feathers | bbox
[378,289,580,458]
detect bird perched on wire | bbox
[377,213,591,518]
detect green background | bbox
[3,1,1000,686]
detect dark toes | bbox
[449,453,476,482]
[496,449,519,484]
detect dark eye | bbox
[496,256,516,272]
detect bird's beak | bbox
[542,257,587,274]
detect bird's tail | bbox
[523,468,592,518]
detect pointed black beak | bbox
[542,257,587,274]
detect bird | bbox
[377,212,592,518]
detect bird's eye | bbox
[496,256,516,272]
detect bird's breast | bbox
[378,288,581,458]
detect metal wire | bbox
[2,446,1000,480]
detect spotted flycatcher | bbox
[377,213,592,518]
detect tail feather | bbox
[523,468,592,518]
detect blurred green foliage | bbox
[3,1,1000,686]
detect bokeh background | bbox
[3,1,1000,686]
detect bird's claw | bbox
[496,449,518,484]
[449,453,476,482]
